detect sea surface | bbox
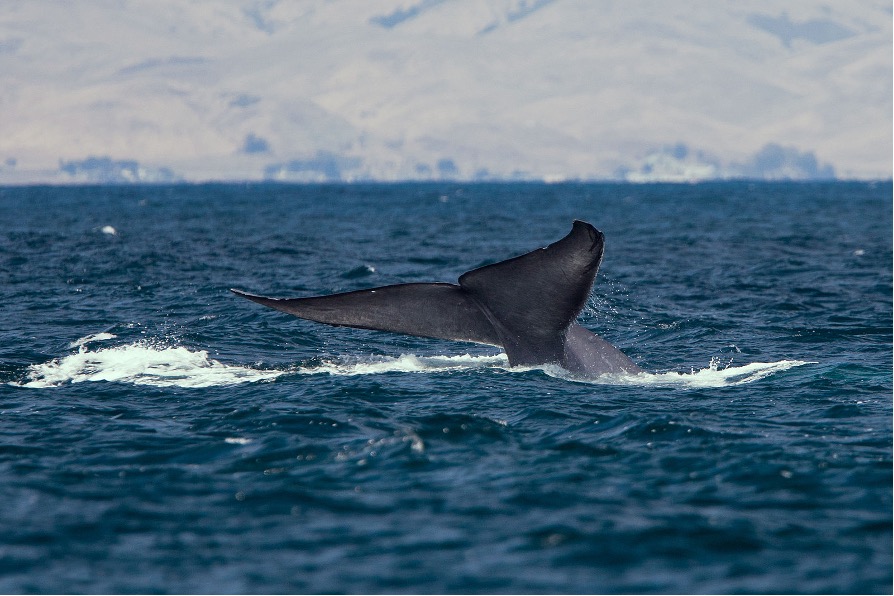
[0,182,890,594]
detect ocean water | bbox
[0,182,890,594]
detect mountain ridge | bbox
[0,0,890,183]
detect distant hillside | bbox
[0,0,890,183]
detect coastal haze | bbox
[1,0,890,183]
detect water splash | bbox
[68,332,118,349]
[19,340,285,389]
[296,353,509,376]
[16,334,811,389]
[550,357,814,387]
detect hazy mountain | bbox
[0,0,890,183]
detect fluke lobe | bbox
[232,220,642,377]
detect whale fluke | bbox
[232,220,642,376]
[230,283,501,346]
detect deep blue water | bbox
[0,182,891,594]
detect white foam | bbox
[295,354,811,387]
[552,358,814,387]
[295,353,510,376]
[68,332,117,349]
[16,339,810,390]
[19,342,285,388]
[100,225,117,235]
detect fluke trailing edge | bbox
[231,220,642,377]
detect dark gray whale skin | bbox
[232,220,642,377]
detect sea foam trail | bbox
[19,340,285,389]
[296,353,509,376]
[17,336,812,389]
[552,358,814,387]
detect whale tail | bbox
[230,284,501,346]
[232,220,641,375]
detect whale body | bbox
[232,220,642,377]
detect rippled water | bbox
[0,182,890,593]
